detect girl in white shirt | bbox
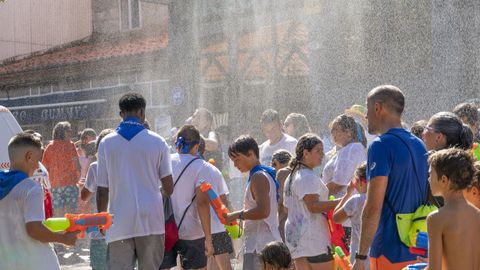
[284,134,340,270]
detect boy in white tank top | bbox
[225,135,281,270]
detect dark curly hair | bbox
[428,148,476,191]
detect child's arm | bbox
[25,222,77,246]
[333,181,355,223]
[425,212,442,270]
[195,186,214,256]
[80,164,96,201]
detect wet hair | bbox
[260,241,292,270]
[453,102,478,127]
[95,129,114,152]
[119,92,146,112]
[8,133,43,161]
[284,113,311,139]
[286,134,322,195]
[80,128,97,141]
[355,161,367,180]
[52,121,71,140]
[176,125,201,153]
[331,114,367,148]
[410,120,427,139]
[429,112,473,150]
[271,149,292,167]
[261,109,281,125]
[289,133,323,168]
[428,148,475,191]
[368,85,405,115]
[228,135,259,159]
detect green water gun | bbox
[473,142,480,161]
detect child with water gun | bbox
[0,133,78,270]
[333,162,369,269]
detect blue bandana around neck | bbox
[249,164,280,202]
[0,170,28,200]
[116,117,146,141]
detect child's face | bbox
[464,187,480,209]
[230,151,255,173]
[303,143,324,168]
[353,177,367,192]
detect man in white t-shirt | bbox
[259,109,297,165]
[226,135,282,270]
[0,133,77,270]
[97,93,174,270]
[159,125,214,270]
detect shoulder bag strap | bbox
[173,157,201,230]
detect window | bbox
[120,0,141,30]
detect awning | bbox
[7,99,107,125]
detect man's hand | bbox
[204,237,214,257]
[352,260,366,270]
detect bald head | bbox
[368,85,405,116]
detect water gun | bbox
[409,232,428,257]
[43,212,113,238]
[327,196,349,255]
[333,246,352,270]
[473,142,480,161]
[199,180,242,239]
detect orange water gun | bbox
[199,181,237,226]
[334,246,352,270]
[43,212,113,238]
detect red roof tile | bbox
[0,33,168,75]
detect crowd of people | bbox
[1,85,480,270]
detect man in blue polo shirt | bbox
[352,85,428,270]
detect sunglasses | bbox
[424,126,439,133]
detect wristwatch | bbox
[238,210,245,220]
[355,253,368,260]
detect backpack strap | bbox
[173,157,201,231]
[386,132,426,201]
